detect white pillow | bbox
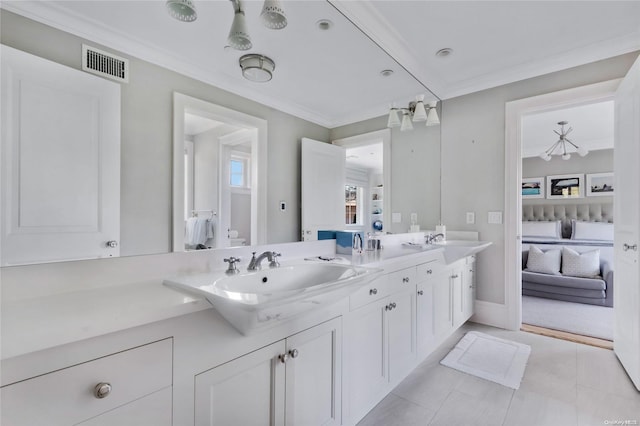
[526,246,561,275]
[571,220,614,241]
[562,247,601,278]
[522,221,562,239]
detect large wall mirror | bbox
[0,1,440,266]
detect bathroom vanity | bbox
[0,237,488,426]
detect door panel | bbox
[614,56,640,390]
[301,138,345,241]
[1,45,120,265]
[194,342,285,426]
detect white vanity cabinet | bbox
[0,339,173,426]
[344,267,416,423]
[416,260,442,358]
[462,255,477,321]
[194,317,342,426]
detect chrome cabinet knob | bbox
[426,269,433,275]
[369,288,378,295]
[417,290,424,296]
[402,277,410,283]
[105,240,118,248]
[288,349,299,358]
[94,382,112,399]
[278,353,289,363]
[451,274,459,279]
[390,302,397,309]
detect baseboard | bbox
[471,300,509,329]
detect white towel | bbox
[185,217,214,246]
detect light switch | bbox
[488,211,503,224]
[466,212,475,224]
[392,212,402,223]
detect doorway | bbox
[504,79,621,333]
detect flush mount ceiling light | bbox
[239,54,275,82]
[380,69,394,77]
[165,0,197,22]
[316,19,333,31]
[387,95,440,131]
[539,121,588,161]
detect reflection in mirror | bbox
[172,93,267,253]
[333,129,391,237]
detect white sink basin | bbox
[164,261,382,334]
[434,240,492,264]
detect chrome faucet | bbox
[426,233,445,244]
[247,251,281,271]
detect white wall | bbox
[441,52,638,305]
[0,10,329,256]
[230,192,251,241]
[193,130,219,214]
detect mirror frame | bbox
[172,92,268,252]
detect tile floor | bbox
[358,323,640,426]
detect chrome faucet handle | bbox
[224,256,241,274]
[269,252,281,268]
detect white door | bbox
[194,341,286,426]
[218,144,232,248]
[1,45,120,266]
[301,138,345,241]
[285,317,342,426]
[613,56,640,391]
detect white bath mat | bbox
[440,331,531,389]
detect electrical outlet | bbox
[279,201,286,212]
[488,211,503,224]
[466,212,475,224]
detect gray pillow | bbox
[525,246,561,275]
[562,247,601,278]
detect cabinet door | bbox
[416,280,435,359]
[462,259,476,320]
[194,341,285,426]
[451,267,465,327]
[77,388,172,426]
[344,300,387,423]
[386,291,416,383]
[285,317,342,426]
[433,271,453,338]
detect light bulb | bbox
[387,109,401,128]
[562,153,571,160]
[577,146,589,157]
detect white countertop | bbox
[1,280,210,360]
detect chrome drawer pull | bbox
[402,277,410,283]
[417,290,424,296]
[288,349,299,358]
[623,243,638,252]
[369,288,378,295]
[94,382,112,399]
[426,269,433,274]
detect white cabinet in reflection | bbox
[0,45,120,266]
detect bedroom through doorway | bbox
[519,96,616,344]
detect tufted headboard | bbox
[522,203,613,239]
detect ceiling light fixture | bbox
[228,0,252,50]
[261,0,287,29]
[316,19,333,31]
[387,95,440,131]
[539,121,588,161]
[436,48,453,58]
[239,54,276,82]
[165,0,197,22]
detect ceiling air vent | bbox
[82,44,129,83]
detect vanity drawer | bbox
[350,275,393,310]
[416,261,445,280]
[0,338,173,426]
[387,266,417,288]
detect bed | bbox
[521,203,614,264]
[521,203,614,306]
